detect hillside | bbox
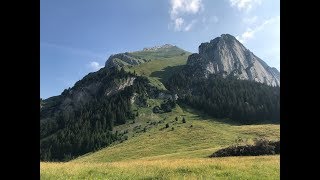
[73,105,279,163]
[41,105,280,179]
[124,45,191,90]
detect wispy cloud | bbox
[174,17,185,31]
[88,61,103,71]
[169,0,203,32]
[243,16,258,24]
[229,0,262,12]
[184,19,197,31]
[236,16,279,43]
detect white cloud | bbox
[170,0,203,18]
[229,0,262,12]
[243,16,258,24]
[169,0,203,32]
[236,16,279,43]
[184,19,197,31]
[174,17,185,31]
[89,61,103,71]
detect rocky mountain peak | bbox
[143,44,175,51]
[187,34,280,86]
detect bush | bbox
[165,123,169,128]
[153,106,161,113]
[182,117,186,123]
[171,127,174,131]
[209,140,280,157]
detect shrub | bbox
[182,117,186,123]
[153,106,161,113]
[165,123,169,128]
[209,140,280,157]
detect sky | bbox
[41,0,280,99]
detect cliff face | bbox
[187,34,280,86]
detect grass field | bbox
[41,105,280,179]
[41,155,279,179]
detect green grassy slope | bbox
[73,105,279,163]
[41,105,279,179]
[40,90,279,180]
[125,48,191,90]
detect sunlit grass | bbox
[41,155,279,179]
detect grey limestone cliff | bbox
[187,34,280,86]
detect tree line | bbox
[167,70,280,124]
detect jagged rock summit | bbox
[187,34,280,86]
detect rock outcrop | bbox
[186,34,280,86]
[105,53,147,68]
[143,44,174,51]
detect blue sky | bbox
[41,0,280,99]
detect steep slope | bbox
[187,34,280,86]
[40,67,166,161]
[105,45,191,90]
[166,34,280,124]
[40,45,190,161]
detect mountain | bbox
[40,46,189,161]
[105,44,188,69]
[186,34,280,86]
[166,34,280,123]
[40,34,279,161]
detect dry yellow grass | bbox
[41,155,279,179]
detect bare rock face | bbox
[105,77,136,96]
[187,34,280,86]
[105,53,147,68]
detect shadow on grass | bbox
[150,65,185,84]
[178,103,279,126]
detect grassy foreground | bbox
[41,155,279,179]
[40,105,279,179]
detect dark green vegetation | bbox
[41,43,279,162]
[167,70,280,124]
[209,139,280,157]
[41,68,161,161]
[153,99,176,113]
